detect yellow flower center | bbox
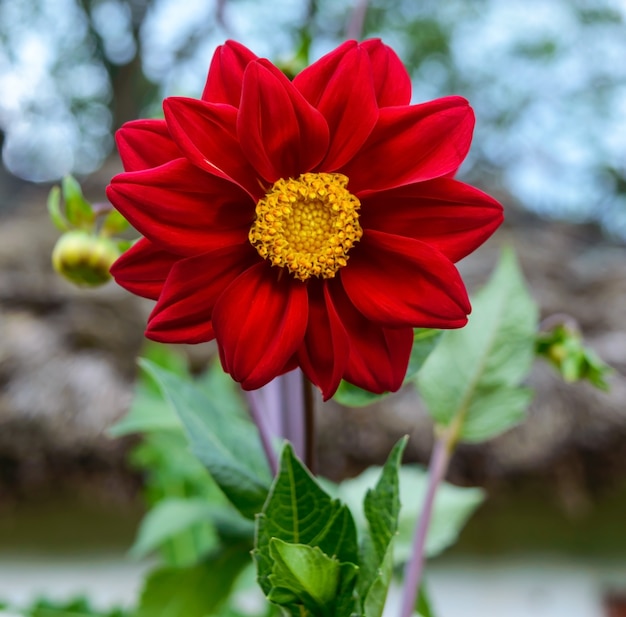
[249,172,362,281]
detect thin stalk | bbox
[346,0,369,40]
[281,370,306,460]
[245,390,279,476]
[399,432,453,617]
[302,375,316,474]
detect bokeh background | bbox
[0,1,625,616]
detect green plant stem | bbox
[399,430,454,617]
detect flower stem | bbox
[245,389,279,476]
[346,0,369,40]
[399,431,453,617]
[302,375,316,474]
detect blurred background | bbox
[0,0,625,616]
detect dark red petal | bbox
[361,178,503,262]
[331,284,413,393]
[163,98,263,199]
[343,97,475,194]
[202,40,258,106]
[213,263,309,390]
[107,159,253,256]
[237,60,329,182]
[293,43,378,170]
[145,243,256,344]
[341,229,470,328]
[115,119,180,172]
[297,281,350,401]
[110,237,179,300]
[361,39,412,107]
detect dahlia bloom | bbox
[108,39,503,400]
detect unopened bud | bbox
[52,230,121,287]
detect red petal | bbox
[297,281,350,401]
[361,178,503,262]
[237,60,329,182]
[331,284,413,393]
[107,159,253,256]
[164,98,263,199]
[343,97,475,194]
[293,41,357,104]
[202,40,258,106]
[361,39,412,107]
[110,237,179,300]
[341,229,470,328]
[146,243,257,344]
[213,263,308,390]
[115,119,180,172]
[293,42,378,169]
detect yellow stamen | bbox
[249,172,362,281]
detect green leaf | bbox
[62,175,94,228]
[108,381,181,437]
[416,583,436,617]
[254,444,359,600]
[417,248,538,443]
[135,547,250,617]
[129,497,218,562]
[536,323,612,391]
[395,466,484,562]
[460,387,533,443]
[47,185,69,231]
[267,540,358,617]
[358,438,406,617]
[335,465,484,564]
[333,330,442,408]
[404,329,443,381]
[139,359,272,519]
[101,208,130,235]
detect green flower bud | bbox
[52,230,121,287]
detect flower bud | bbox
[52,230,121,287]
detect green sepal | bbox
[101,208,130,235]
[47,185,69,231]
[62,175,95,228]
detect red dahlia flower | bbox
[108,39,503,400]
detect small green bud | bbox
[51,230,121,287]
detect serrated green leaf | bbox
[254,444,358,600]
[135,547,250,617]
[418,248,538,443]
[62,175,94,228]
[357,438,406,616]
[129,497,218,562]
[267,540,357,617]
[47,185,69,231]
[101,208,130,235]
[139,359,271,519]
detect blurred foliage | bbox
[536,321,612,390]
[0,0,625,240]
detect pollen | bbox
[249,173,363,281]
